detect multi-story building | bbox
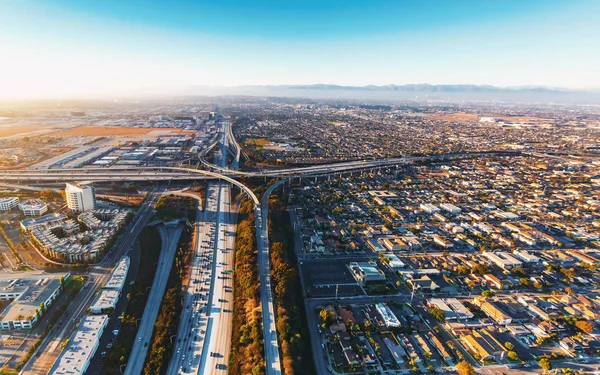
[18,199,48,216]
[65,182,96,212]
[0,273,68,330]
[0,197,19,211]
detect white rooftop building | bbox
[89,289,119,314]
[375,303,401,328]
[48,314,108,375]
[18,199,48,217]
[0,197,19,211]
[104,256,130,290]
[483,251,523,270]
[65,182,96,212]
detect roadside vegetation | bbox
[154,195,196,221]
[142,223,194,374]
[268,192,315,375]
[229,197,265,375]
[101,227,162,374]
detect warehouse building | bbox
[48,314,109,375]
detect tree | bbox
[575,319,594,334]
[429,306,446,322]
[539,357,552,372]
[472,263,489,275]
[456,360,475,375]
[481,289,495,298]
[456,265,469,275]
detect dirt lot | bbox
[244,137,270,146]
[58,126,195,137]
[494,116,552,124]
[427,113,480,121]
[0,125,59,138]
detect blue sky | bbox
[0,0,599,98]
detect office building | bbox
[18,199,48,217]
[0,197,19,211]
[65,182,96,212]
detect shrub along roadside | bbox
[268,193,315,375]
[229,197,265,375]
[142,224,194,375]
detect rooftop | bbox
[49,314,109,375]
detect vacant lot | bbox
[427,113,480,121]
[244,137,270,146]
[0,125,58,138]
[58,126,195,137]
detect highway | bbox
[166,117,238,374]
[21,188,163,375]
[256,179,286,375]
[123,221,183,375]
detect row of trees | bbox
[268,195,314,375]
[229,198,265,375]
[143,226,194,374]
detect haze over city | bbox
[1,2,600,375]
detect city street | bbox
[20,189,162,375]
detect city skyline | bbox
[1,0,600,98]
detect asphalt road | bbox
[20,189,162,375]
[257,180,285,375]
[85,240,142,375]
[123,222,183,375]
[166,118,238,375]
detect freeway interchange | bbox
[6,114,524,375]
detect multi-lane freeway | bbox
[21,188,163,375]
[7,116,526,375]
[165,117,239,375]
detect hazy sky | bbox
[1,0,599,98]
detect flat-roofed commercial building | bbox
[383,253,405,269]
[0,273,68,330]
[348,262,386,285]
[420,203,440,214]
[483,251,522,270]
[89,289,119,314]
[429,298,474,320]
[473,297,513,325]
[49,314,108,375]
[440,203,461,214]
[18,199,48,216]
[513,250,541,263]
[20,213,68,231]
[0,197,19,211]
[65,182,96,212]
[104,256,129,290]
[375,303,401,328]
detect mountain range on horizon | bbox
[149,83,600,105]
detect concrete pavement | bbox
[123,221,183,375]
[20,189,163,375]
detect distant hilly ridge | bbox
[161,84,600,104]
